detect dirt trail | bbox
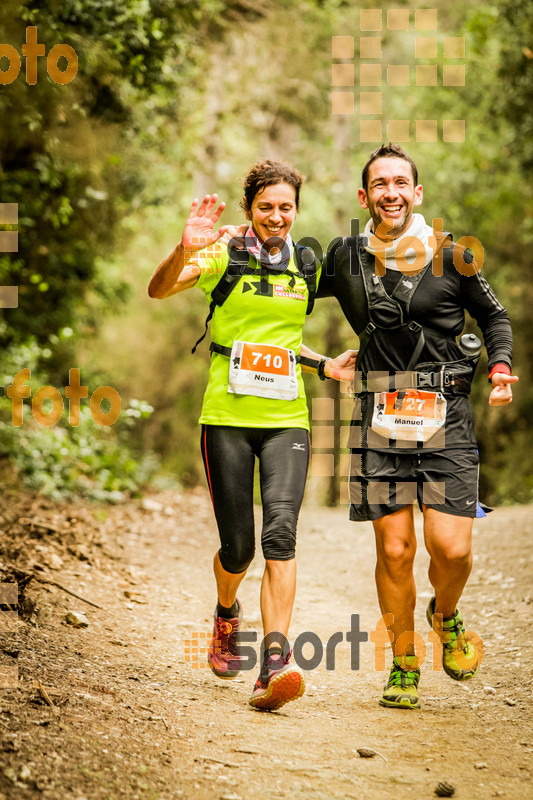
[0,490,532,800]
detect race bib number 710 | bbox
[228,340,298,401]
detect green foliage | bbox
[0,0,264,348]
[0,0,531,504]
[0,0,267,498]
[0,406,157,502]
[125,0,532,505]
[0,338,157,501]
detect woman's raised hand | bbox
[181,195,227,255]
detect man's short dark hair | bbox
[362,144,419,191]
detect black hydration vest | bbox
[192,244,319,355]
[351,235,479,395]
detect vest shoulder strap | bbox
[294,244,319,315]
[191,246,248,353]
[358,230,454,312]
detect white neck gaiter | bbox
[244,226,293,269]
[364,213,434,272]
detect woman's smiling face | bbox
[248,182,297,244]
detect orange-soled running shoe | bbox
[207,600,243,679]
[249,651,305,711]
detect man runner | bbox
[318,144,518,708]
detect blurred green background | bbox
[0,0,531,504]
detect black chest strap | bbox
[209,341,317,369]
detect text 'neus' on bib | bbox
[228,340,298,401]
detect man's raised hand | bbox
[325,349,358,382]
[219,224,249,248]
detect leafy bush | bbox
[0,339,158,502]
[0,400,158,503]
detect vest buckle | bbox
[440,366,453,390]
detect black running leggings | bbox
[201,425,310,574]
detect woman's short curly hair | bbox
[240,159,305,216]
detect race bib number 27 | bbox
[228,340,298,401]
[371,390,447,444]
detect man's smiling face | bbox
[358,156,423,240]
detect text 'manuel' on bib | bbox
[371,390,447,444]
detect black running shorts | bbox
[348,448,480,522]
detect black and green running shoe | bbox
[379,655,421,709]
[426,597,480,681]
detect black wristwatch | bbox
[317,358,331,381]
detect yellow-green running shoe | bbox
[426,597,480,681]
[379,655,421,709]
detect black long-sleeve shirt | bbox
[317,237,513,451]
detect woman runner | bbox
[148,160,356,710]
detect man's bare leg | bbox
[373,505,421,708]
[373,505,417,657]
[422,507,474,618]
[422,506,480,681]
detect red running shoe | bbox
[249,652,305,711]
[207,600,243,679]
